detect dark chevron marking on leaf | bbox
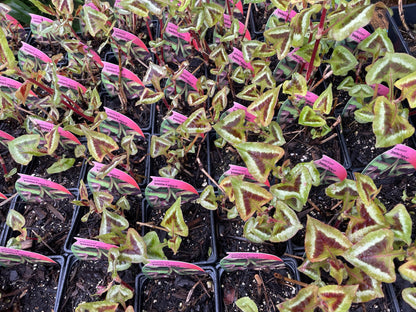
[318,285,358,312]
[278,285,318,312]
[213,109,246,145]
[248,85,281,127]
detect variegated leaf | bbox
[252,67,276,91]
[81,125,119,162]
[278,285,319,312]
[298,258,328,281]
[82,5,108,37]
[230,177,273,221]
[264,25,291,59]
[52,0,73,15]
[318,285,358,312]
[119,228,147,264]
[270,201,303,242]
[8,134,40,165]
[326,178,358,202]
[373,96,415,147]
[395,71,416,108]
[366,52,416,88]
[313,83,333,115]
[328,46,358,76]
[213,109,246,145]
[100,208,129,236]
[44,124,60,155]
[357,28,394,58]
[180,107,211,134]
[150,135,172,158]
[298,106,326,127]
[328,258,347,285]
[305,216,352,262]
[161,197,188,237]
[282,72,307,97]
[354,172,379,206]
[399,258,416,283]
[199,185,217,210]
[403,288,416,310]
[385,204,412,245]
[236,142,284,184]
[237,84,260,101]
[248,85,281,127]
[346,199,386,243]
[264,121,286,146]
[290,4,321,47]
[211,87,229,121]
[344,229,396,283]
[203,3,224,27]
[244,215,272,243]
[346,266,384,303]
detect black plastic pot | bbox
[2,190,79,256]
[388,5,416,55]
[0,194,18,247]
[136,265,220,312]
[142,197,218,265]
[218,256,300,312]
[0,255,66,312]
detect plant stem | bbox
[274,272,310,288]
[306,7,327,81]
[136,221,169,232]
[0,154,8,177]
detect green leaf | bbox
[277,285,319,312]
[143,231,167,260]
[372,96,415,147]
[161,197,188,237]
[211,87,228,121]
[100,208,129,236]
[328,46,358,76]
[402,288,416,310]
[395,71,416,108]
[119,228,147,264]
[318,285,358,312]
[199,185,217,210]
[244,216,272,243]
[357,28,394,58]
[52,0,73,15]
[328,4,376,41]
[283,73,307,97]
[82,5,109,37]
[299,106,326,127]
[248,85,281,127]
[8,134,40,165]
[236,142,284,184]
[264,25,291,59]
[290,4,321,47]
[236,297,258,312]
[237,84,260,101]
[305,216,352,262]
[179,107,212,134]
[344,229,396,283]
[385,204,412,245]
[399,259,416,283]
[230,177,273,221]
[0,27,17,73]
[355,172,378,206]
[75,301,118,312]
[348,84,374,99]
[366,52,416,89]
[270,201,303,242]
[47,158,75,174]
[6,209,25,232]
[81,125,119,162]
[346,266,384,303]
[213,109,246,145]
[263,121,286,146]
[150,135,172,158]
[203,3,224,27]
[313,83,333,115]
[106,284,133,308]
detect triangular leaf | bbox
[328,46,358,76]
[199,185,217,211]
[8,134,40,165]
[385,204,412,245]
[313,83,333,115]
[180,107,212,134]
[305,216,352,262]
[161,197,188,237]
[357,27,394,58]
[247,85,281,127]
[402,288,416,310]
[318,285,358,312]
[81,125,119,162]
[119,228,147,264]
[213,109,246,145]
[346,266,384,303]
[277,285,319,312]
[270,201,303,242]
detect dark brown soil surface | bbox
[0,261,61,311]
[220,265,298,312]
[140,273,215,312]
[144,201,213,263]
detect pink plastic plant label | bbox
[371,84,389,97]
[287,48,308,66]
[229,47,254,72]
[227,102,256,122]
[29,13,53,26]
[90,162,141,190]
[0,247,56,265]
[84,2,100,10]
[223,14,251,40]
[0,130,14,142]
[349,27,371,43]
[167,111,188,124]
[148,177,198,194]
[296,91,318,106]
[17,174,73,194]
[29,118,82,145]
[56,74,87,94]
[104,107,144,137]
[6,14,23,28]
[272,8,297,21]
[20,42,52,63]
[73,237,118,250]
[386,144,416,169]
[112,27,149,51]
[232,0,244,14]
[142,260,206,278]
[179,69,198,90]
[102,61,144,86]
[166,22,191,42]
[146,260,205,271]
[0,192,6,199]
[314,155,347,182]
[224,165,270,187]
[224,252,282,261]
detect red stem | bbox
[28,79,94,122]
[306,7,327,81]
[0,154,8,176]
